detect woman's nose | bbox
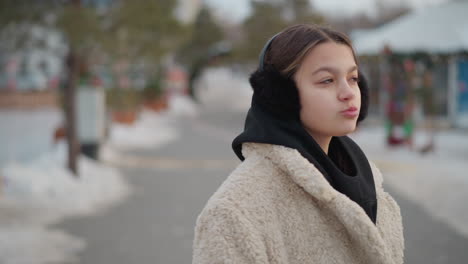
[338,80,356,101]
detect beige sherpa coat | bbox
[193,143,404,264]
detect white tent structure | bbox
[352,1,468,128]
[353,1,468,55]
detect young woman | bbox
[192,24,404,264]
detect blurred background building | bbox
[352,1,468,131]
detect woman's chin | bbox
[333,124,357,137]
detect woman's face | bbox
[294,41,361,140]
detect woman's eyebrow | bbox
[312,65,358,75]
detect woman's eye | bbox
[320,79,333,84]
[350,76,359,83]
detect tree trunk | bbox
[65,50,79,176]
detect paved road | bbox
[56,108,468,264]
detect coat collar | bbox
[242,142,396,264]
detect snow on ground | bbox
[105,94,198,152]
[0,223,85,264]
[194,66,252,112]
[167,94,200,117]
[351,126,468,237]
[0,142,130,264]
[106,110,179,151]
[2,142,130,217]
[101,94,197,164]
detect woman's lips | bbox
[341,107,359,118]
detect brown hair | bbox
[263,24,358,77]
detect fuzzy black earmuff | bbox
[249,65,301,120]
[249,65,369,123]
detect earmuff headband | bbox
[258,33,281,71]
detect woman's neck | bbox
[308,132,332,154]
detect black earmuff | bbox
[250,33,301,120]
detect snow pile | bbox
[107,94,198,151]
[108,110,179,151]
[194,66,252,111]
[167,94,200,117]
[351,127,468,237]
[0,141,130,264]
[0,225,85,264]
[1,142,130,219]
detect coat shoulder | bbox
[193,155,281,263]
[200,153,282,215]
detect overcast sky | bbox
[204,0,451,23]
